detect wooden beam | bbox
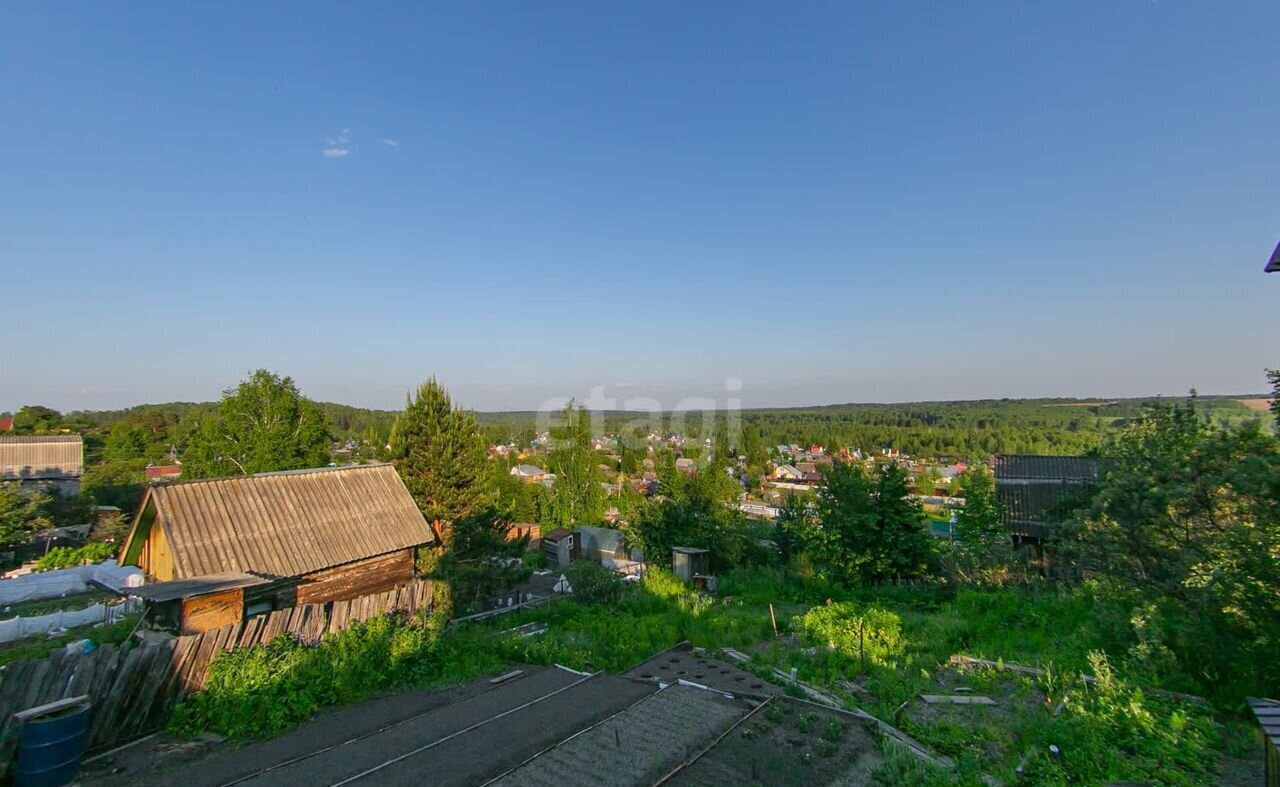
[13,695,90,723]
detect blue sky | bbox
[2,2,1277,412]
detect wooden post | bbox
[859,619,865,674]
[769,603,778,638]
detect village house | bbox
[0,434,84,496]
[119,464,434,634]
[771,463,803,481]
[0,416,12,432]
[510,463,550,483]
[144,463,182,482]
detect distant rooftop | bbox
[0,434,84,480]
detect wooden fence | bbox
[0,579,434,777]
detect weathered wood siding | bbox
[180,588,243,635]
[295,549,414,605]
[137,518,174,581]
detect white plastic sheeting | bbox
[0,597,142,644]
[0,560,143,605]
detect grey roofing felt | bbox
[623,642,780,698]
[1248,697,1280,749]
[130,572,272,602]
[487,684,750,787]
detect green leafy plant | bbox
[34,541,118,571]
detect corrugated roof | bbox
[1248,697,1280,750]
[0,435,84,480]
[131,572,272,602]
[145,463,434,579]
[992,454,1101,481]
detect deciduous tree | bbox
[788,461,936,585]
[182,370,331,478]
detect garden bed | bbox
[666,697,884,787]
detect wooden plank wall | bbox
[0,579,433,778]
[295,549,415,605]
[181,588,244,635]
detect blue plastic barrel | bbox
[13,699,91,787]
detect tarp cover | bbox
[0,560,143,605]
[0,597,141,644]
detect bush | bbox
[34,542,117,571]
[795,602,904,670]
[521,549,544,570]
[563,561,623,606]
[170,615,504,739]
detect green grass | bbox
[168,567,1252,784]
[738,584,1230,785]
[171,568,774,739]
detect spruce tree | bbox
[389,378,490,544]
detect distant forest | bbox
[37,392,1268,463]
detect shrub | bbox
[521,549,544,569]
[795,602,904,669]
[170,615,504,739]
[34,542,117,571]
[564,561,624,606]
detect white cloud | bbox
[378,138,399,148]
[322,129,352,157]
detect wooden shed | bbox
[130,573,277,635]
[672,547,710,583]
[542,528,580,568]
[119,464,435,633]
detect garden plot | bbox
[666,697,883,787]
[896,664,1048,765]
